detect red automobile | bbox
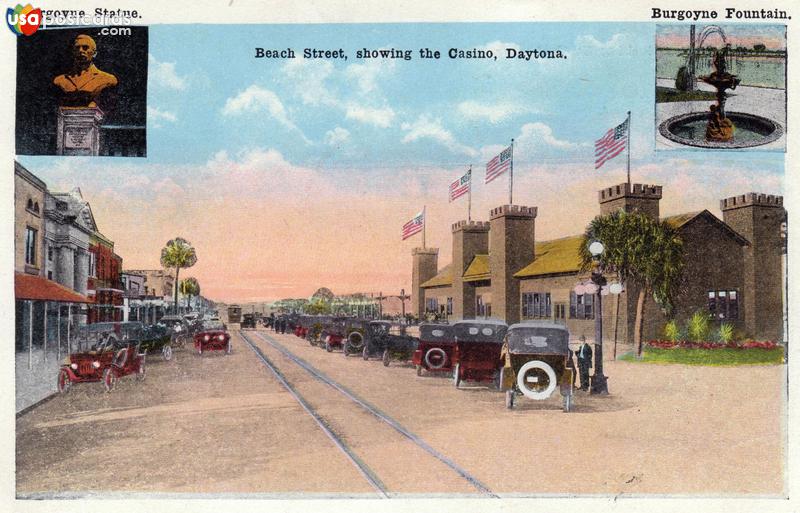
[452,320,508,389]
[57,338,146,393]
[194,321,231,355]
[413,323,457,376]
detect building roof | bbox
[420,264,453,288]
[514,235,585,278]
[664,210,750,246]
[15,273,92,303]
[463,254,491,282]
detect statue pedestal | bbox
[56,107,103,156]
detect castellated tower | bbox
[599,183,663,219]
[451,220,490,319]
[489,205,537,325]
[721,193,785,341]
[411,247,439,320]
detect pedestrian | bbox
[566,347,577,388]
[576,335,592,391]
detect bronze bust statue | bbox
[53,34,118,109]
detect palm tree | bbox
[180,277,200,311]
[160,238,198,314]
[580,210,684,358]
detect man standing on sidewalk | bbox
[577,335,593,391]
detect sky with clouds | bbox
[18,23,785,302]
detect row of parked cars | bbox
[286,315,575,411]
[57,313,232,393]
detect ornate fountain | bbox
[659,27,783,149]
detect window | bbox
[425,297,438,313]
[569,291,594,319]
[477,295,491,317]
[48,245,53,262]
[89,252,97,277]
[708,290,739,320]
[24,227,37,266]
[446,297,453,316]
[522,292,551,319]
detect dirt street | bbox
[16,328,785,497]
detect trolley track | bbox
[238,330,496,498]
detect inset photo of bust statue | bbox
[16,26,148,157]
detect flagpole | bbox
[422,205,426,248]
[468,165,472,222]
[626,111,631,186]
[509,139,514,205]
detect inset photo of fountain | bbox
[655,24,786,151]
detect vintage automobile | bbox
[452,320,508,389]
[194,320,232,355]
[412,323,456,376]
[158,314,193,350]
[321,317,349,352]
[241,313,257,330]
[342,319,368,357]
[294,315,311,338]
[306,316,332,346]
[362,321,418,367]
[500,322,575,412]
[136,323,176,361]
[227,305,242,324]
[57,336,146,393]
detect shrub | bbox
[687,311,710,342]
[663,320,681,342]
[718,323,735,344]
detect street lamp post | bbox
[588,241,609,395]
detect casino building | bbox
[412,182,785,345]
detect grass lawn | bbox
[620,346,785,366]
[656,86,718,103]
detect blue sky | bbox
[18,22,785,301]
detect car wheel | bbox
[226,340,232,355]
[416,364,423,377]
[517,360,557,400]
[197,343,203,356]
[505,389,515,409]
[453,363,461,388]
[162,344,173,361]
[382,349,390,367]
[362,346,369,361]
[103,368,117,392]
[342,342,349,357]
[325,340,333,353]
[137,362,147,381]
[57,369,71,393]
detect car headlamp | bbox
[92,361,100,368]
[204,335,210,342]
[70,363,78,370]
[218,334,225,341]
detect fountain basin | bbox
[658,111,783,149]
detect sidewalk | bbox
[16,349,62,413]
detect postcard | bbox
[3,1,797,512]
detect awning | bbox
[15,273,92,303]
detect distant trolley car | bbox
[227,305,242,324]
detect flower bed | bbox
[647,340,779,350]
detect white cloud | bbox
[401,115,478,156]
[517,122,581,150]
[576,33,628,50]
[480,40,521,56]
[221,85,311,144]
[345,104,395,128]
[149,53,187,90]
[345,58,396,95]
[147,106,177,128]
[324,127,350,146]
[457,100,533,124]
[281,59,337,106]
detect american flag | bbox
[402,210,424,240]
[485,145,512,184]
[449,169,471,202]
[595,118,629,169]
